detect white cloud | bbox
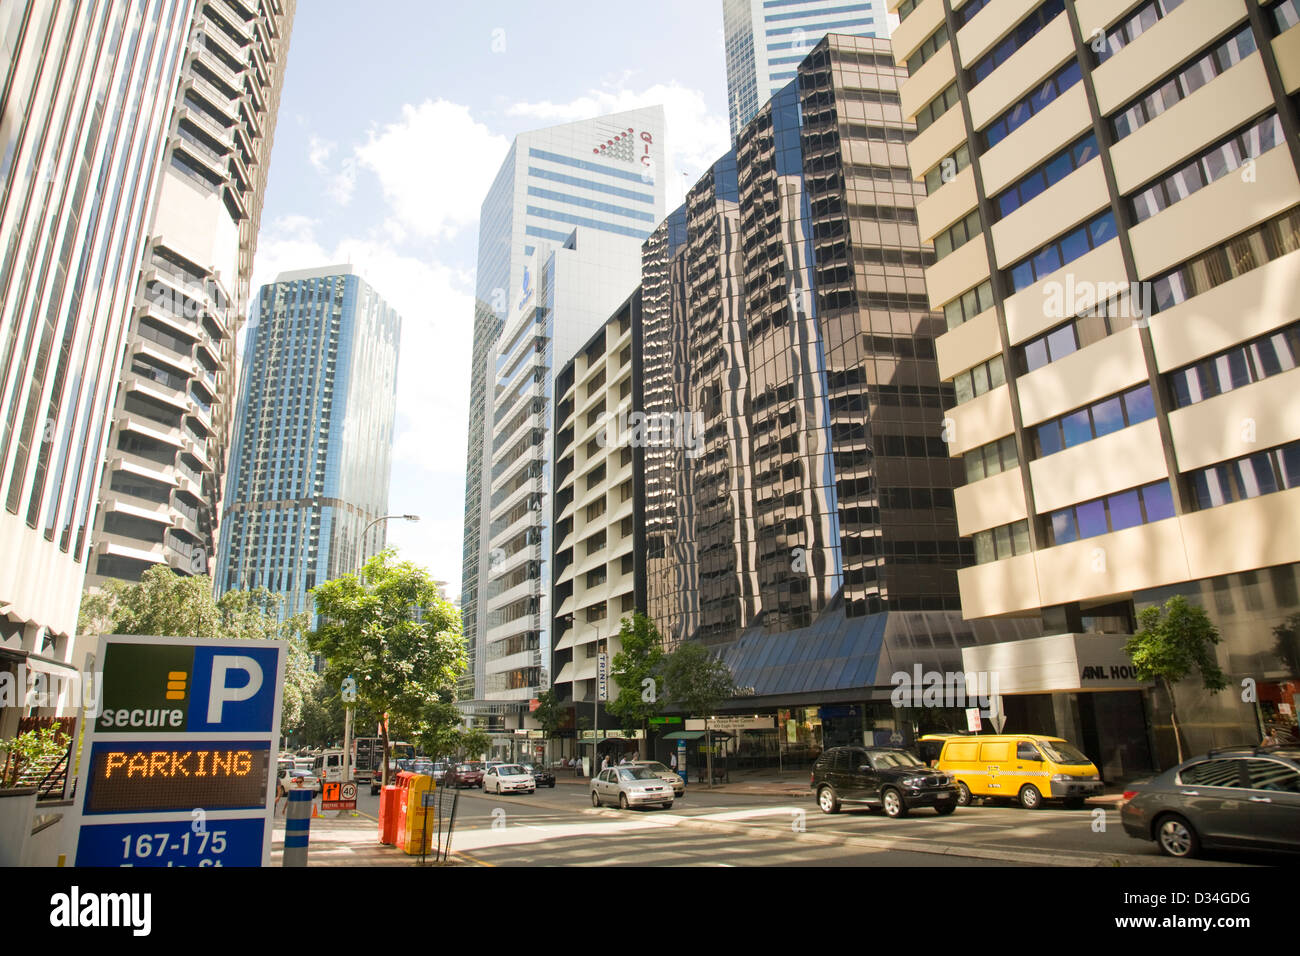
[306,134,355,204]
[249,215,474,592]
[507,82,730,208]
[354,100,510,241]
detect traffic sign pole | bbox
[283,789,312,866]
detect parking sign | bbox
[70,635,285,867]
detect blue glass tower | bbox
[215,266,401,620]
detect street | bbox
[311,778,1273,868]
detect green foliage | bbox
[1126,595,1226,762]
[77,565,312,736]
[1126,596,1226,691]
[661,640,738,716]
[413,699,465,759]
[455,727,491,761]
[1,727,66,788]
[530,689,566,738]
[607,612,666,733]
[309,550,467,776]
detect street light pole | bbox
[350,513,418,790]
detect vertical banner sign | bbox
[597,653,608,702]
[69,635,286,867]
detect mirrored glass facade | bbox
[215,267,401,623]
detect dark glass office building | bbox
[641,34,1041,766]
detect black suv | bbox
[811,746,959,818]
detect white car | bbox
[278,765,320,796]
[628,761,686,797]
[591,766,674,810]
[483,764,536,794]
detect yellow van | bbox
[926,734,1102,809]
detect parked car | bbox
[931,734,1102,809]
[484,764,536,794]
[812,746,958,818]
[278,764,320,798]
[628,761,685,797]
[521,763,555,788]
[590,766,674,810]
[445,763,485,789]
[1121,746,1300,858]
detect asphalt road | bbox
[348,779,1275,867]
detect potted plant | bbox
[0,726,65,866]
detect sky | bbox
[249,1,738,598]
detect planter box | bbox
[0,788,38,867]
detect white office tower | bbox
[459,107,667,728]
[722,0,889,136]
[481,231,643,754]
[86,0,296,590]
[0,1,196,684]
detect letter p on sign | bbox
[207,655,263,724]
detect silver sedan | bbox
[591,766,675,810]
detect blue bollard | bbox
[283,789,312,866]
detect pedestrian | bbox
[618,752,628,765]
[601,753,610,772]
[669,751,677,772]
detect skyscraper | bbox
[0,1,196,659]
[889,0,1300,762]
[723,0,889,137]
[638,34,1040,766]
[215,266,401,621]
[87,0,296,590]
[460,108,667,707]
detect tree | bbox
[77,565,311,737]
[454,726,491,761]
[531,689,566,739]
[413,699,465,760]
[1126,595,1227,762]
[607,613,666,739]
[309,550,466,786]
[661,641,738,787]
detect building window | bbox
[1045,481,1175,546]
[619,479,633,502]
[942,279,995,331]
[1016,304,1127,375]
[1186,441,1300,510]
[907,24,949,76]
[585,531,606,555]
[620,592,635,612]
[964,435,1019,484]
[933,209,982,261]
[969,0,1065,86]
[621,553,634,575]
[923,144,970,195]
[952,355,1006,405]
[585,602,607,623]
[586,567,607,588]
[620,515,633,537]
[994,133,1099,221]
[1149,205,1300,314]
[1006,211,1118,294]
[1032,385,1156,458]
[586,498,606,522]
[1097,0,1186,65]
[915,84,960,134]
[956,0,991,26]
[1130,114,1284,223]
[1168,321,1300,408]
[1272,0,1300,33]
[1111,27,1255,140]
[984,59,1082,148]
[972,519,1031,564]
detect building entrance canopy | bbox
[960,633,1152,694]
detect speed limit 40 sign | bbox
[322,781,357,811]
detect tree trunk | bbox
[1163,677,1185,764]
[380,719,391,789]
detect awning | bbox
[661,730,734,740]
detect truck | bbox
[353,737,416,790]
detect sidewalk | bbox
[269,809,471,867]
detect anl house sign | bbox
[69,635,285,867]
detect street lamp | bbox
[355,513,420,575]
[348,513,418,789]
